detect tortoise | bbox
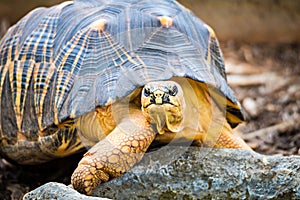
[0,0,251,195]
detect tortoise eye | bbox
[169,85,178,96]
[143,87,151,97]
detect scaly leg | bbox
[203,111,251,150]
[71,109,156,195]
[210,122,251,150]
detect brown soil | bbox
[0,42,299,199]
[221,42,300,156]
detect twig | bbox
[264,76,298,95]
[227,73,277,87]
[225,59,265,75]
[243,118,300,140]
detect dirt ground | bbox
[222,42,300,156]
[0,42,299,199]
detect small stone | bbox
[243,97,259,117]
[23,182,110,200]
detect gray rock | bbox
[23,147,300,200]
[94,147,300,200]
[23,182,109,200]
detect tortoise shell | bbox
[0,0,243,148]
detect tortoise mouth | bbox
[143,102,178,108]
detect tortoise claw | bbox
[71,159,110,195]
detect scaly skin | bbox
[71,108,156,195]
[203,109,251,150]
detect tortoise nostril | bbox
[154,91,164,98]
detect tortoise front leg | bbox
[71,109,156,195]
[209,124,251,150]
[203,116,252,150]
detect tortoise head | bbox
[141,81,186,134]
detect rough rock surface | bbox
[24,147,300,200]
[23,182,109,200]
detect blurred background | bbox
[0,0,299,199]
[1,0,300,43]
